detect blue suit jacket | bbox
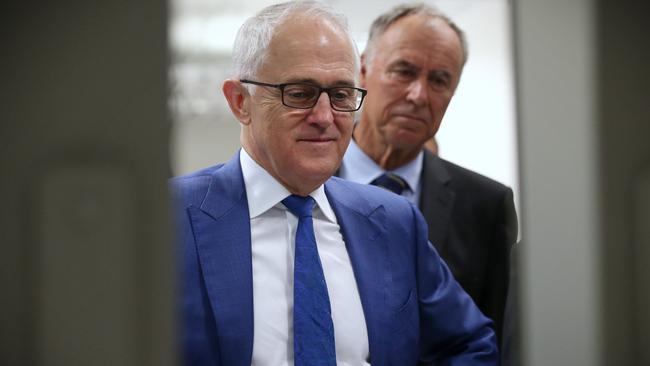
[171,153,498,366]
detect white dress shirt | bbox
[240,149,369,366]
[340,138,424,205]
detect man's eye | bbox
[391,68,416,80]
[430,77,450,90]
[331,89,353,101]
[285,88,315,99]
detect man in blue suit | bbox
[171,1,497,365]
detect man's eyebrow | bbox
[329,80,356,87]
[388,59,419,71]
[285,78,356,87]
[284,77,320,85]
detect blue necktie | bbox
[282,195,336,366]
[370,172,409,195]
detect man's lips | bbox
[393,113,428,123]
[298,137,337,142]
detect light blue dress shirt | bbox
[340,139,423,206]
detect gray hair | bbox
[364,3,468,67]
[232,0,359,80]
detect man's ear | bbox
[222,79,252,125]
[359,53,368,88]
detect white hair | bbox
[231,0,359,80]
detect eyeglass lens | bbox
[282,84,361,111]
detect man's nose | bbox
[406,78,429,106]
[308,92,334,126]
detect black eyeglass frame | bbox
[240,79,367,112]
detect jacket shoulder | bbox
[326,176,416,215]
[437,157,511,197]
[169,164,224,207]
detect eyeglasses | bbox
[240,79,367,112]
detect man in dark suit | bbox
[172,1,497,365]
[339,4,518,344]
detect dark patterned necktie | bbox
[281,195,336,366]
[370,172,409,195]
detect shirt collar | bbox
[239,148,337,223]
[340,139,423,192]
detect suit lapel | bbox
[419,151,455,253]
[188,153,254,366]
[325,178,391,364]
[337,147,455,253]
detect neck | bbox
[284,182,321,197]
[241,143,324,197]
[353,120,421,171]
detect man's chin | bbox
[282,166,336,196]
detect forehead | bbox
[260,16,358,83]
[373,15,463,70]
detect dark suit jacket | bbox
[171,152,498,366]
[419,151,518,344]
[500,242,521,366]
